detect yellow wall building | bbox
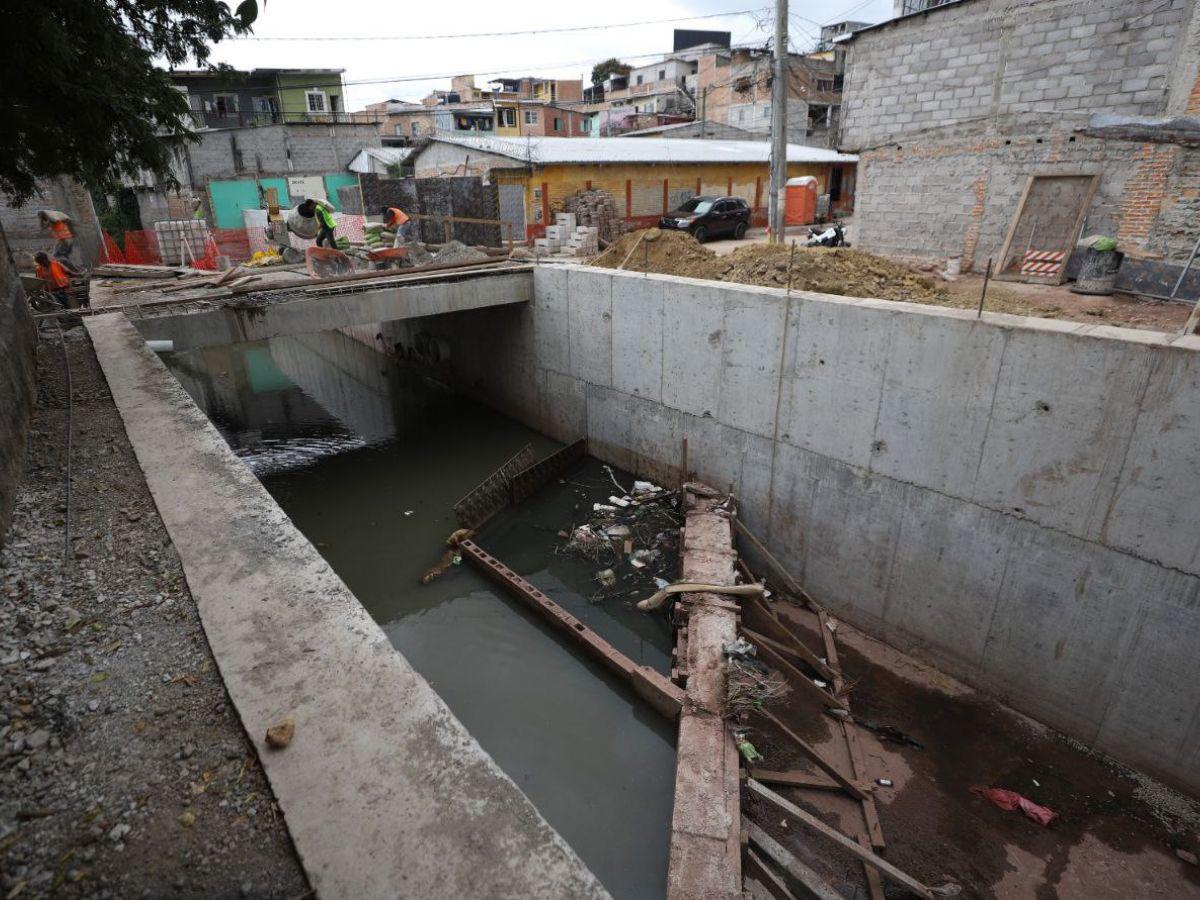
[412,135,858,240]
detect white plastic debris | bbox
[608,495,630,508]
[653,577,670,590]
[632,480,662,493]
[813,679,828,689]
[593,503,617,513]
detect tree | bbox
[1,0,261,204]
[590,58,632,88]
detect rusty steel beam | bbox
[459,540,684,719]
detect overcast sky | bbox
[202,0,895,109]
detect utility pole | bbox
[768,0,788,243]
[700,86,708,138]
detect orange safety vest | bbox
[386,207,409,227]
[50,220,72,241]
[37,260,70,289]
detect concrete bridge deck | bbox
[91,264,533,351]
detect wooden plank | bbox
[756,710,865,800]
[744,821,843,900]
[751,635,847,712]
[750,768,867,794]
[995,175,1035,277]
[745,848,801,900]
[841,718,885,850]
[747,780,938,900]
[858,834,887,900]
[743,615,838,684]
[732,518,823,613]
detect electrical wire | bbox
[229,8,767,41]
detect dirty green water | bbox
[164,330,676,898]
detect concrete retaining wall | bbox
[427,265,1200,794]
[0,225,36,547]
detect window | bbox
[306,91,328,113]
[253,96,273,113]
[499,108,516,127]
[762,105,771,118]
[411,122,421,136]
[214,93,238,116]
[817,79,834,92]
[658,69,666,80]
[581,118,591,134]
[635,74,644,85]
[678,198,715,215]
[395,124,405,136]
[523,110,539,125]
[553,117,563,132]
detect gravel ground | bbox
[0,325,308,899]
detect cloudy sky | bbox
[203,0,895,109]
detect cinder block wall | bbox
[0,177,104,267]
[838,0,1200,267]
[426,266,1200,795]
[185,124,382,187]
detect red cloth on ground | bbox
[971,786,1058,826]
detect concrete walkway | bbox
[85,313,608,900]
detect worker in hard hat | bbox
[39,211,74,264]
[382,206,414,246]
[34,251,72,308]
[298,198,338,249]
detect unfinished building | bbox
[839,0,1200,298]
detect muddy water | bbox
[164,330,676,898]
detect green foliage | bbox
[2,0,260,204]
[590,58,631,88]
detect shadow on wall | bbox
[0,222,37,547]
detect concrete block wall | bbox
[184,123,381,187]
[427,266,1200,794]
[840,0,1192,150]
[854,130,1149,267]
[0,177,103,268]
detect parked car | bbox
[660,196,751,242]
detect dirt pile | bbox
[715,245,947,302]
[591,229,718,278]
[591,228,948,302]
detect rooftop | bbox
[425,134,857,165]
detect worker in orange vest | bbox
[38,211,75,264]
[382,206,413,246]
[34,251,72,308]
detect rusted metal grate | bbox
[508,438,587,505]
[452,444,537,528]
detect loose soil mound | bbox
[591,228,716,277]
[592,228,947,302]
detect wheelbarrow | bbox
[305,246,355,278]
[365,247,410,270]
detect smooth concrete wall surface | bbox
[427,265,1200,794]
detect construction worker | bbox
[38,211,74,264]
[298,198,338,249]
[34,251,72,308]
[382,206,414,246]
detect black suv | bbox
[660,196,751,242]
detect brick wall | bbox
[0,177,104,268]
[0,224,35,548]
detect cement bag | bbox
[287,208,319,239]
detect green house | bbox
[169,68,348,129]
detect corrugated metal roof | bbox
[425,135,857,165]
[348,147,414,173]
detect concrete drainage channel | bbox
[82,263,1200,897]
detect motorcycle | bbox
[804,222,849,248]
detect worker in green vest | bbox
[298,198,338,248]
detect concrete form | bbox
[84,313,608,899]
[668,491,742,899]
[413,265,1200,795]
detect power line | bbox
[229,8,768,42]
